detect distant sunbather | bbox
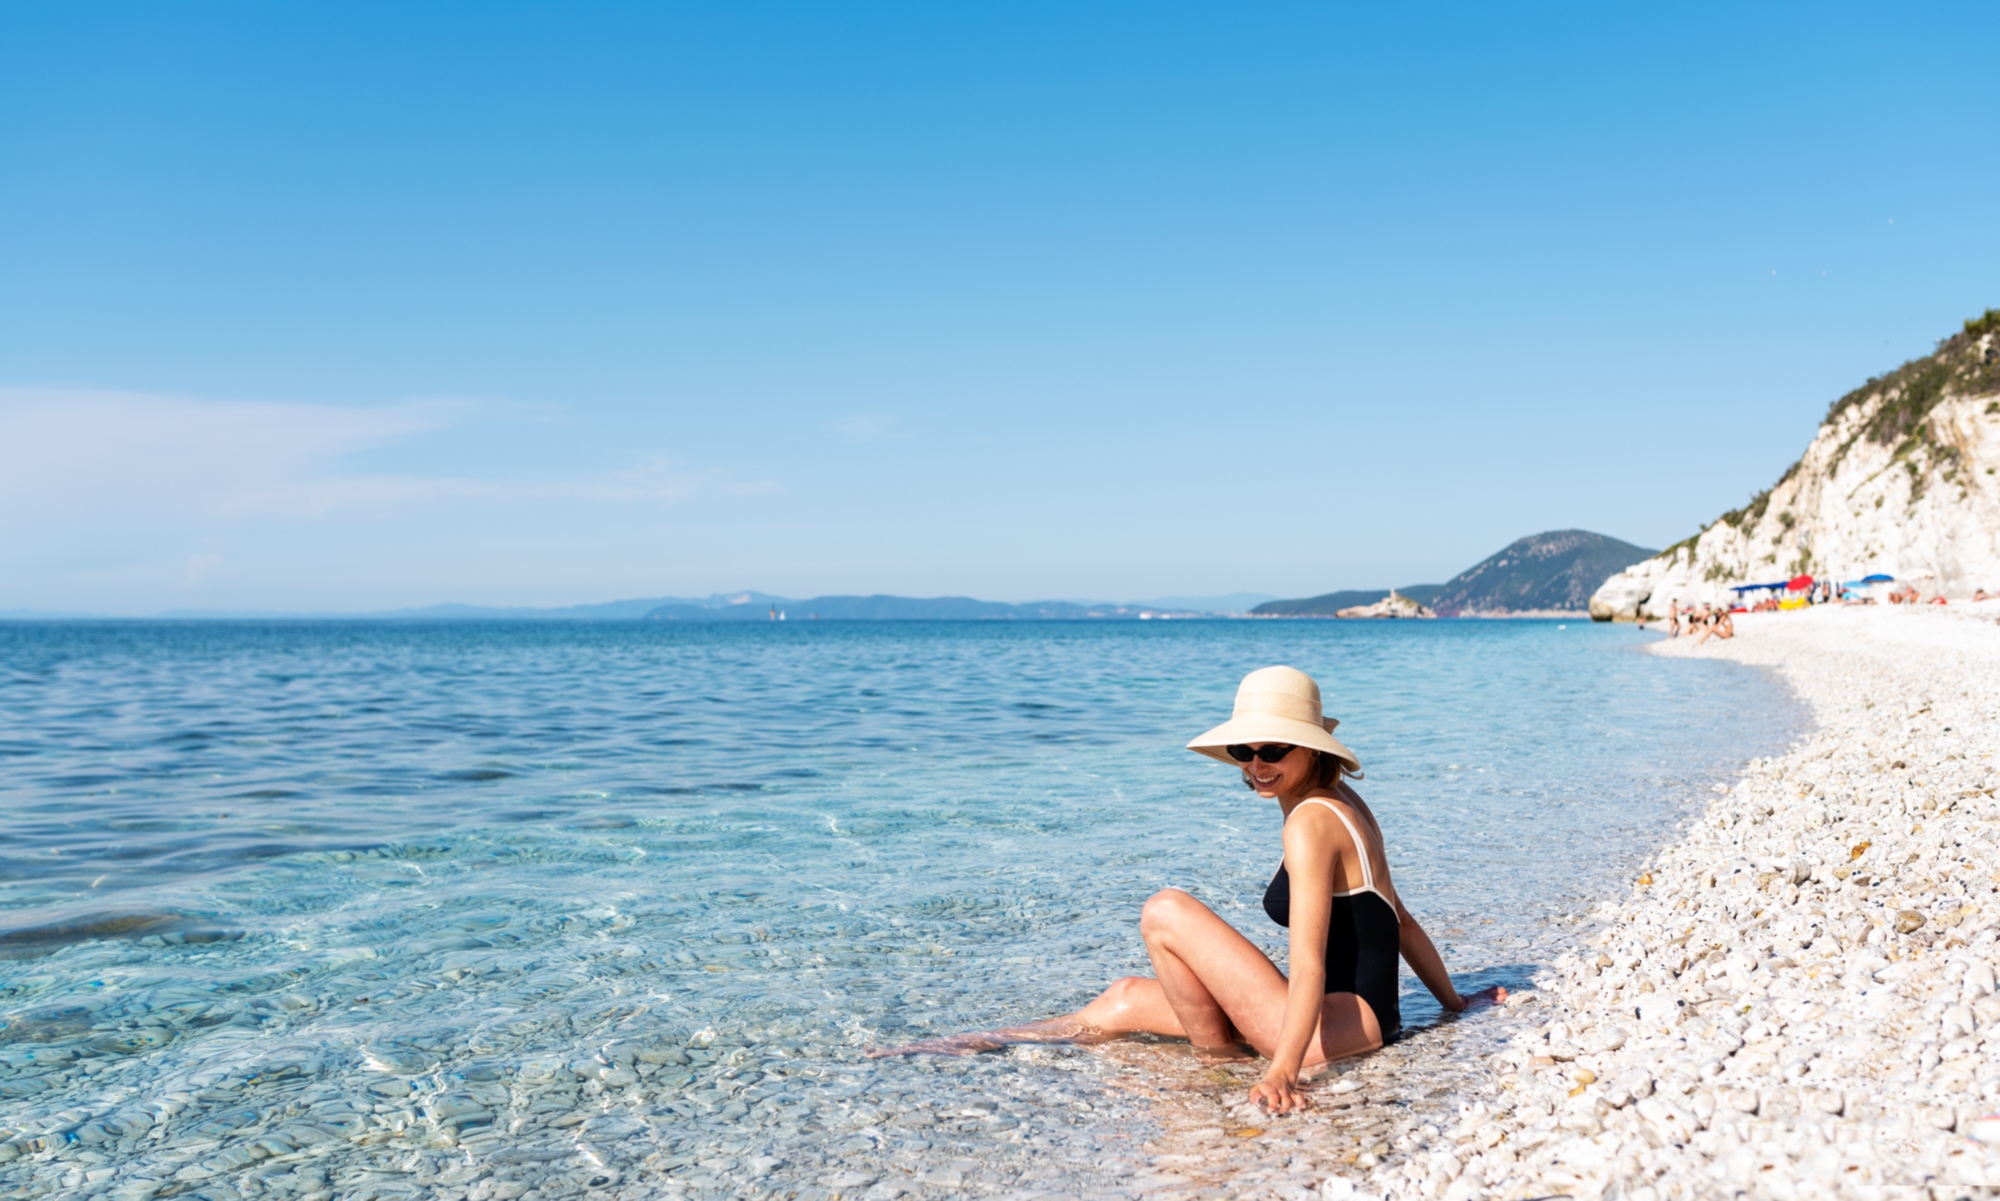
[1695,607,1734,645]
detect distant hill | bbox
[1427,530,1658,615]
[1136,592,1278,614]
[368,597,684,620]
[1253,530,1655,617]
[1251,585,1445,618]
[642,594,1222,621]
[5,591,1251,622]
[646,595,1019,621]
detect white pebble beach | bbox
[1331,604,2000,1201]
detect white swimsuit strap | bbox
[1293,797,1379,895]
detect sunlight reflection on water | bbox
[0,620,1799,1198]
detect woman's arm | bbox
[1393,901,1466,1011]
[1341,780,1504,1016]
[1395,898,1506,1013]
[1248,811,1336,1114]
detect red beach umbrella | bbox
[1787,574,1814,592]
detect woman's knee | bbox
[1102,975,1151,1007]
[1081,976,1155,1026]
[1139,888,1199,937]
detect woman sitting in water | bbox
[873,666,1503,1113]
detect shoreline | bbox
[1244,611,1590,621]
[1330,605,2000,1199]
[1115,618,1782,1198]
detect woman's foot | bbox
[865,1033,1009,1058]
[866,1017,1105,1058]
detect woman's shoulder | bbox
[1282,795,1382,880]
[1320,788,1384,844]
[1281,797,1359,857]
[1286,794,1362,833]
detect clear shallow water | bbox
[0,620,1800,1199]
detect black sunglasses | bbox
[1226,743,1296,764]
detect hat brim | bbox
[1186,715,1361,775]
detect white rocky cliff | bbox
[1337,590,1437,619]
[1592,316,2000,620]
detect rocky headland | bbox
[1335,591,1438,620]
[1594,313,2000,621]
[1326,604,2000,1200]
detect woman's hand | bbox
[1441,985,1507,1013]
[1248,1067,1313,1114]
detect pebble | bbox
[1333,607,2000,1199]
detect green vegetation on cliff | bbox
[1657,307,2000,553]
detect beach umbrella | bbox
[1859,573,1894,583]
[1787,574,1814,592]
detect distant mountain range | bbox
[2,592,1280,622]
[644,592,1276,621]
[649,596,1124,621]
[1251,530,1657,617]
[5,536,1660,623]
[8,532,1673,625]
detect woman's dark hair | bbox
[1242,747,1343,791]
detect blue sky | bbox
[3,3,1996,612]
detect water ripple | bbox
[0,619,1799,1197]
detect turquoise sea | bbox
[0,620,1799,1199]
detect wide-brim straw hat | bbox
[1186,665,1362,776]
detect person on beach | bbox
[1668,601,1682,638]
[1694,606,1734,645]
[870,666,1503,1114]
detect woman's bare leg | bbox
[1128,888,1382,1064]
[865,973,1179,1057]
[868,888,1385,1063]
[1303,993,1384,1067]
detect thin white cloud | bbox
[586,454,784,502]
[829,413,911,444]
[0,388,775,523]
[0,388,464,519]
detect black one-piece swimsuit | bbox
[1261,797,1403,1044]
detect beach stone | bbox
[1438,609,2000,1199]
[823,1169,876,1189]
